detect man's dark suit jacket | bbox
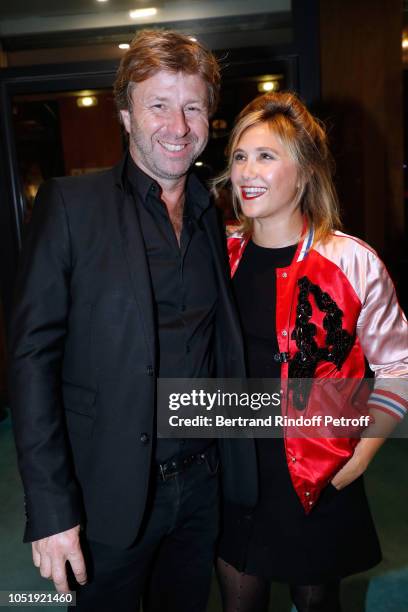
[9,157,257,548]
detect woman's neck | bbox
[252,211,304,248]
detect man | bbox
[9,30,257,612]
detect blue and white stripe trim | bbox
[368,391,408,421]
[297,226,315,262]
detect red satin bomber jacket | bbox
[227,225,408,512]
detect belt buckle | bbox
[159,464,167,481]
[159,461,179,481]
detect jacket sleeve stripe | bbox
[371,388,408,408]
[367,393,407,420]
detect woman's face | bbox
[231,122,300,221]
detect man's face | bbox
[120,70,209,185]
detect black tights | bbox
[216,559,341,612]
[289,584,341,612]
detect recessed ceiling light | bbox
[129,8,157,19]
[77,96,98,108]
[258,81,279,93]
[195,161,203,167]
[260,81,274,92]
[118,43,130,50]
[403,38,408,49]
[96,0,109,3]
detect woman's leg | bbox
[216,558,270,612]
[289,581,341,612]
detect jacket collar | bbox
[295,224,315,262]
[229,222,315,270]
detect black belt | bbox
[157,447,216,481]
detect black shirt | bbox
[126,156,217,462]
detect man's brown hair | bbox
[114,29,220,116]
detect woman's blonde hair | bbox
[213,91,341,240]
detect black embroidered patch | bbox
[288,276,355,409]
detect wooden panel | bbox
[59,91,123,175]
[319,0,403,265]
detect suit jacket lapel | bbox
[116,186,156,364]
[202,207,233,305]
[202,207,245,365]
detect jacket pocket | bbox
[62,382,97,416]
[63,382,97,438]
[65,410,94,439]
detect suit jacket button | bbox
[140,433,150,444]
[146,365,154,376]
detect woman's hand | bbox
[331,436,386,490]
[330,452,368,490]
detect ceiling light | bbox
[258,81,278,93]
[77,96,98,108]
[402,38,408,49]
[118,43,130,50]
[96,0,109,3]
[195,161,203,167]
[129,8,157,19]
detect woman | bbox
[213,92,408,612]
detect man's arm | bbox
[8,180,86,590]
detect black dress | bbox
[218,240,382,584]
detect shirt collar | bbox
[124,151,211,217]
[126,152,158,202]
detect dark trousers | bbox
[70,451,219,612]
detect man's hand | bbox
[32,524,87,593]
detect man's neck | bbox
[160,182,186,215]
[129,153,187,244]
[130,154,187,215]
